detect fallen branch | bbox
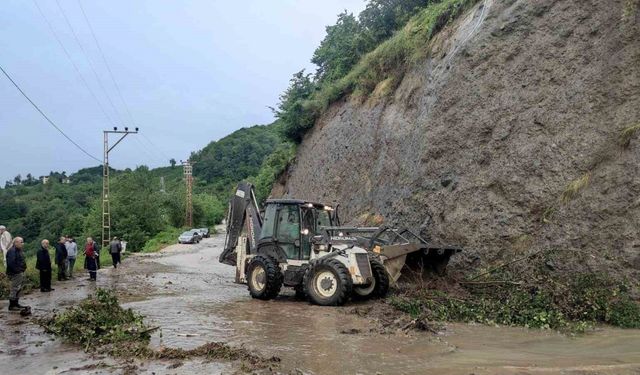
[468,249,546,281]
[460,280,522,286]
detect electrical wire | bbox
[31,0,116,127]
[141,133,172,162]
[0,64,101,163]
[77,0,138,128]
[133,136,165,165]
[54,0,127,126]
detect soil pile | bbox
[277,0,640,297]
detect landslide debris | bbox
[277,0,640,330]
[38,289,279,370]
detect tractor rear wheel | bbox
[353,258,390,300]
[304,258,352,306]
[246,255,282,300]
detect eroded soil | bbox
[1,227,639,374]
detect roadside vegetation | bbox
[275,0,478,142]
[389,252,640,332]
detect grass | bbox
[142,227,186,253]
[560,172,591,203]
[298,0,478,128]
[619,123,640,148]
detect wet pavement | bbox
[1,226,639,374]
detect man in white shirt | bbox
[0,225,12,268]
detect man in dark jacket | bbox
[55,236,68,281]
[6,237,27,311]
[109,237,122,268]
[36,239,54,292]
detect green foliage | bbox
[142,227,184,253]
[312,12,372,84]
[274,73,318,143]
[191,124,282,188]
[249,142,297,204]
[278,0,477,143]
[389,272,640,332]
[39,289,151,354]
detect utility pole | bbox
[103,127,138,250]
[181,160,194,227]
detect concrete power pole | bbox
[103,127,138,250]
[181,160,193,227]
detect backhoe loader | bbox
[219,182,461,306]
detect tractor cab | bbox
[258,199,334,261]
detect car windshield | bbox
[181,231,195,236]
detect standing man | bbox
[65,237,78,278]
[0,225,12,267]
[109,236,122,268]
[6,237,27,310]
[36,239,54,292]
[54,236,68,281]
[84,237,98,281]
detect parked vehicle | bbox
[178,230,202,244]
[198,227,210,238]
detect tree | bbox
[275,71,317,143]
[170,158,177,168]
[13,175,21,185]
[312,12,372,84]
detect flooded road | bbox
[1,226,639,374]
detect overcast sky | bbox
[0,0,366,184]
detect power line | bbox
[141,133,173,162]
[54,0,127,126]
[77,0,138,128]
[0,64,101,163]
[133,136,164,165]
[31,0,116,127]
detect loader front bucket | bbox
[373,244,461,283]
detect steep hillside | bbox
[277,0,640,291]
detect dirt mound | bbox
[277,0,640,294]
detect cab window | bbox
[276,205,300,258]
[260,204,277,239]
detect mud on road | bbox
[1,227,639,374]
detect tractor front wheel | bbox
[304,258,352,306]
[246,255,283,300]
[353,258,390,300]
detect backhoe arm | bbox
[219,182,262,266]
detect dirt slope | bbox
[275,0,640,287]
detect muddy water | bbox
[1,227,639,374]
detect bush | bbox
[389,272,640,332]
[278,0,478,143]
[142,227,185,253]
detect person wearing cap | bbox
[109,236,122,268]
[0,225,12,267]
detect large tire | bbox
[304,258,352,306]
[353,258,390,300]
[246,255,282,300]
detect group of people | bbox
[0,225,125,312]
